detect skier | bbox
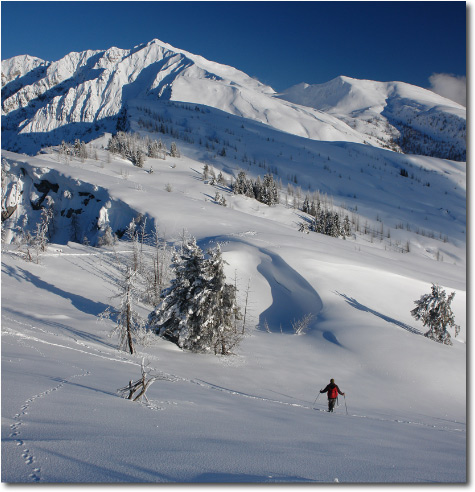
[320,378,345,412]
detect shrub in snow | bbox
[149,237,242,355]
[214,192,227,207]
[97,225,116,247]
[291,313,315,335]
[411,284,460,345]
[18,206,54,263]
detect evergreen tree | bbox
[149,238,242,354]
[342,215,351,237]
[262,173,278,206]
[411,284,460,345]
[170,142,180,157]
[233,171,247,195]
[149,238,206,348]
[202,164,210,181]
[198,246,242,355]
[252,176,262,201]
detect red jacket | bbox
[321,383,344,399]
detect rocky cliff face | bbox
[1,156,152,246]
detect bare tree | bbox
[291,313,315,335]
[108,265,147,354]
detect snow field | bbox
[1,93,466,483]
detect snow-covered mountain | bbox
[2,39,371,154]
[280,76,466,160]
[1,39,466,483]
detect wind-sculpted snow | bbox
[256,248,322,333]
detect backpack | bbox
[328,384,338,399]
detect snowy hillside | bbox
[1,38,466,483]
[280,76,466,160]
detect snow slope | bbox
[1,126,466,482]
[280,76,466,160]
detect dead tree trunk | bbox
[126,284,135,355]
[118,359,175,403]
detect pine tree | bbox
[411,284,460,345]
[233,171,247,195]
[149,237,206,348]
[170,142,180,157]
[149,238,242,354]
[198,246,242,355]
[263,174,278,206]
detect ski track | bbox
[3,319,465,436]
[2,313,465,482]
[190,378,465,433]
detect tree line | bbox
[107,132,180,167]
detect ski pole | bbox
[313,391,322,406]
[344,394,348,415]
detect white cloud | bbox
[429,73,466,106]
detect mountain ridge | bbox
[279,76,466,160]
[5,38,465,158]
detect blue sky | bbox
[1,1,466,91]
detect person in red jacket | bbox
[320,378,345,412]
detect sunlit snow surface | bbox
[1,39,466,483]
[2,132,465,482]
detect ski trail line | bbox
[1,326,138,367]
[191,379,465,433]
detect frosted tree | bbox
[233,171,247,195]
[170,142,180,158]
[194,245,242,355]
[149,238,242,355]
[411,284,460,345]
[261,174,278,206]
[202,164,210,181]
[149,238,206,348]
[97,225,116,247]
[108,266,148,354]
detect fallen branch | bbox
[118,358,176,403]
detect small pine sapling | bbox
[411,284,460,345]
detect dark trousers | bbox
[328,398,337,412]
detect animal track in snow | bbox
[8,364,91,482]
